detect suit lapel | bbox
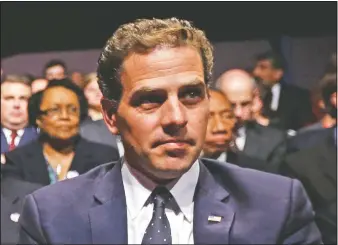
[69,138,93,174]
[89,159,128,244]
[25,141,51,185]
[0,129,9,153]
[194,161,235,244]
[18,127,37,147]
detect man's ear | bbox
[330,92,337,109]
[101,98,119,135]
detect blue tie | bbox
[142,186,172,244]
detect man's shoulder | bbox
[201,158,293,196]
[252,123,286,139]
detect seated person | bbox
[287,74,337,153]
[1,171,43,244]
[202,88,271,172]
[216,69,287,173]
[2,79,119,186]
[80,73,121,154]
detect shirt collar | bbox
[121,159,200,223]
[271,83,281,94]
[2,128,25,138]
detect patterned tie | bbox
[142,186,172,244]
[9,130,18,151]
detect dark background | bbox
[1,2,337,58]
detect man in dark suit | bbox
[252,50,314,131]
[217,69,287,173]
[1,174,43,244]
[1,75,38,154]
[280,127,337,244]
[17,18,321,244]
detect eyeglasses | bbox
[39,105,79,118]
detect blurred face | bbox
[103,46,209,182]
[71,72,84,88]
[204,91,235,156]
[253,59,282,86]
[84,79,102,109]
[31,79,48,94]
[223,84,256,126]
[1,82,31,130]
[45,65,66,80]
[37,87,80,140]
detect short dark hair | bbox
[97,18,214,104]
[1,74,31,87]
[43,59,68,76]
[28,78,88,127]
[319,73,337,118]
[255,50,286,71]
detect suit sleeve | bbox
[18,194,48,244]
[280,179,323,244]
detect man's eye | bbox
[180,89,203,104]
[138,96,164,110]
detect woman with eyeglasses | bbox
[2,79,119,186]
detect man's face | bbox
[84,79,102,109]
[1,82,31,129]
[253,59,282,86]
[45,65,66,81]
[204,91,235,156]
[104,46,209,182]
[224,85,255,126]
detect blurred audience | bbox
[217,69,286,173]
[80,73,121,155]
[43,59,67,81]
[287,73,337,153]
[31,77,49,94]
[71,71,85,88]
[253,50,314,131]
[1,75,38,154]
[201,89,236,161]
[2,79,119,186]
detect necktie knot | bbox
[11,130,17,140]
[152,186,172,209]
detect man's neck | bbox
[88,108,103,121]
[1,122,28,131]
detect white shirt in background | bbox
[121,159,199,244]
[270,83,281,111]
[2,128,25,146]
[235,126,246,151]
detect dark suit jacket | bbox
[2,137,119,186]
[18,158,321,244]
[1,177,43,244]
[238,122,287,173]
[80,118,119,150]
[269,83,314,131]
[281,135,337,244]
[1,126,38,154]
[287,127,335,153]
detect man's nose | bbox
[211,116,226,133]
[161,97,188,132]
[234,105,243,118]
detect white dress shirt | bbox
[216,152,227,162]
[2,128,25,146]
[121,159,200,244]
[270,83,281,111]
[235,126,246,151]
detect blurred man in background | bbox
[217,69,286,173]
[1,75,38,154]
[253,50,314,131]
[43,59,67,81]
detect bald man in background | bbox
[216,69,287,174]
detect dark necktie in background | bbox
[9,130,18,151]
[142,186,172,245]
